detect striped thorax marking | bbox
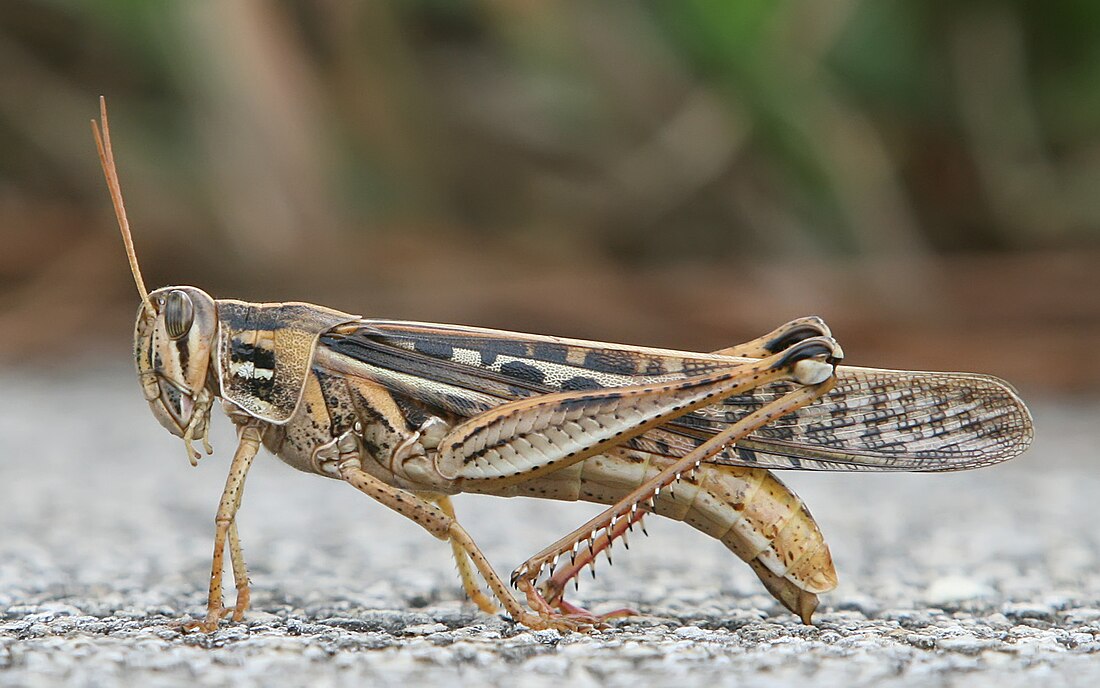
[228,334,277,387]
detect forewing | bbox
[643,367,1033,471]
[318,320,1033,472]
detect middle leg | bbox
[324,431,596,631]
[426,494,499,615]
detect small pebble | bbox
[925,576,996,605]
[402,622,448,636]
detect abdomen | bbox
[470,450,837,620]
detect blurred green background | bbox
[0,0,1096,392]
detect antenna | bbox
[91,96,155,317]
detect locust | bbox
[91,98,1033,633]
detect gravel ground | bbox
[1,364,1098,687]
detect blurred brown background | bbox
[0,0,1097,393]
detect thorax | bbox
[228,366,458,494]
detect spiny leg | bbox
[329,432,594,632]
[185,423,263,632]
[427,494,499,615]
[427,334,839,627]
[511,339,841,623]
[536,381,833,621]
[514,381,834,622]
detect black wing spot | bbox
[499,360,547,385]
[583,350,636,376]
[413,338,454,360]
[477,339,527,366]
[562,375,603,391]
[532,342,570,364]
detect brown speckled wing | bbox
[319,320,1033,472]
[642,367,1033,472]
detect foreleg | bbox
[185,423,263,632]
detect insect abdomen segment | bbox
[471,449,835,620]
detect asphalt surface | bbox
[1,364,1098,687]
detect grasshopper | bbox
[91,98,1033,633]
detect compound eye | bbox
[164,290,195,340]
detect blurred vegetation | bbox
[0,1,1097,390]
